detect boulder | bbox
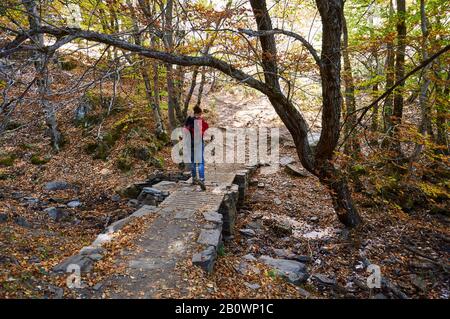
[312,273,337,286]
[259,255,308,285]
[197,229,222,247]
[22,197,39,205]
[192,246,217,273]
[244,282,261,290]
[266,219,293,237]
[279,156,295,166]
[44,207,68,222]
[14,216,31,228]
[243,253,257,262]
[285,164,308,177]
[239,228,256,237]
[44,181,70,191]
[53,254,94,273]
[202,211,223,224]
[67,200,81,208]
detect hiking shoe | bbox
[198,179,206,191]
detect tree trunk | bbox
[250,0,362,228]
[383,0,395,134]
[392,0,406,152]
[22,0,61,151]
[162,0,179,130]
[315,0,362,227]
[183,66,199,117]
[128,0,166,138]
[195,66,207,109]
[435,70,449,153]
[369,7,380,132]
[342,14,359,157]
[418,0,431,137]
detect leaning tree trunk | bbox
[249,0,362,227]
[22,0,61,150]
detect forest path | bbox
[93,141,249,298]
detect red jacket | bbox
[184,116,209,139]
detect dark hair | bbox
[193,106,202,114]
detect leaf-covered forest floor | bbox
[0,65,449,298]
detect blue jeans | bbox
[191,143,205,181]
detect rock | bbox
[192,246,217,273]
[257,182,265,188]
[243,253,257,262]
[285,164,308,177]
[309,216,319,223]
[119,184,140,198]
[203,211,223,224]
[287,272,309,285]
[273,248,294,259]
[297,287,311,298]
[219,187,238,237]
[44,207,68,222]
[13,216,31,228]
[11,191,24,199]
[48,197,66,204]
[48,285,64,299]
[44,181,70,191]
[67,200,81,208]
[111,194,121,202]
[244,282,261,290]
[246,221,262,230]
[131,205,158,218]
[234,261,249,275]
[410,274,427,292]
[239,228,256,237]
[93,283,104,291]
[106,217,131,232]
[266,219,293,237]
[312,273,336,286]
[279,156,295,166]
[197,229,222,247]
[53,254,94,273]
[0,213,8,223]
[294,255,312,263]
[22,197,39,205]
[259,255,308,285]
[152,181,177,192]
[127,199,140,207]
[274,198,282,205]
[54,246,105,274]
